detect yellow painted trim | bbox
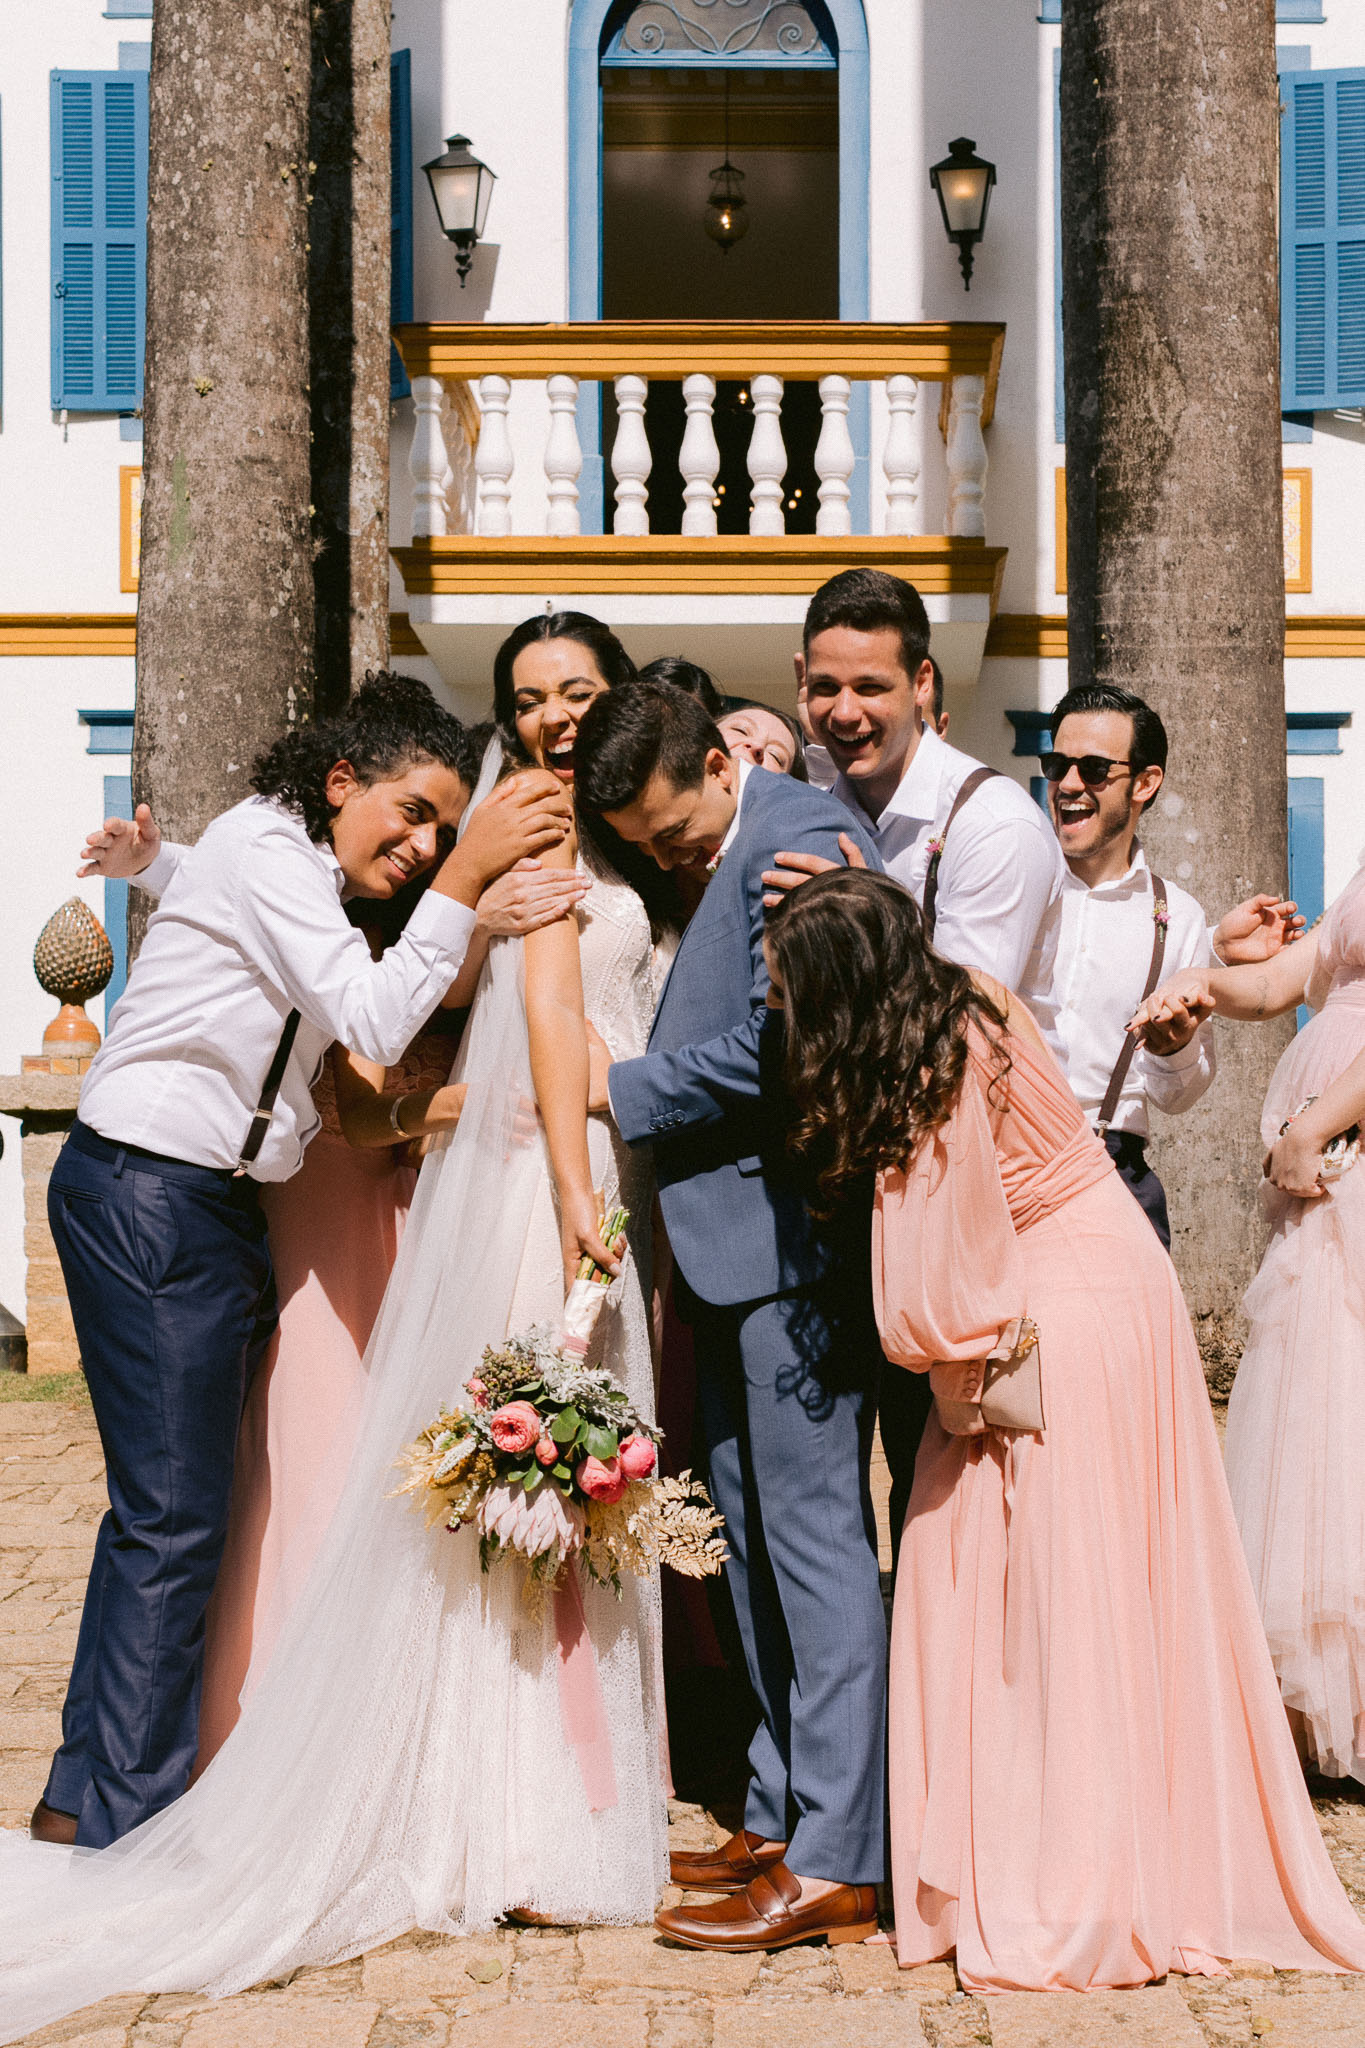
[393,321,1006,425]
[0,615,137,656]
[392,536,1009,603]
[1283,469,1312,595]
[119,466,143,595]
[984,614,1365,660]
[985,614,1070,660]
[389,612,426,656]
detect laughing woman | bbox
[762,868,1365,1993]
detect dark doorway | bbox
[600,65,838,535]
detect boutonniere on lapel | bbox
[704,848,726,879]
[1152,901,1169,928]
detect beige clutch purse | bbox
[934,1318,1045,1438]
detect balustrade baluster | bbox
[814,375,854,536]
[747,374,786,536]
[611,374,651,536]
[474,375,514,538]
[679,373,719,537]
[882,375,920,536]
[945,375,988,539]
[543,375,582,537]
[409,376,451,538]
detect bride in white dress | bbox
[0,616,674,2040]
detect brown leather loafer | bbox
[669,1829,788,1893]
[29,1798,78,1846]
[655,1861,878,1952]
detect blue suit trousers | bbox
[45,1121,277,1846]
[687,1280,886,1884]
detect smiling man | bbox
[797,570,1065,1046]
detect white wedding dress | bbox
[0,853,669,2042]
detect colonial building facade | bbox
[1,0,1361,1325]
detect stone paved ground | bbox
[6,1397,1365,2048]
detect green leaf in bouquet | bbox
[523,1467,543,1493]
[582,1424,620,1461]
[552,1462,573,1484]
[503,1464,531,1486]
[550,1407,581,1444]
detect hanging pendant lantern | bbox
[704,161,750,252]
[703,71,749,254]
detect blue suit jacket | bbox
[608,768,882,1306]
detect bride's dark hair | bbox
[764,869,1010,1208]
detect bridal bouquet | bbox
[395,1207,726,1595]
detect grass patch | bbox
[0,1370,90,1406]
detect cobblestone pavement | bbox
[5,1398,1365,2048]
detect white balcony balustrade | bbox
[395,322,1004,548]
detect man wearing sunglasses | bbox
[1045,684,1300,1245]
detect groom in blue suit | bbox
[574,682,886,1953]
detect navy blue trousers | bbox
[688,1283,886,1884]
[1104,1130,1172,1249]
[45,1121,277,1847]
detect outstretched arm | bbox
[522,839,620,1286]
[1130,931,1319,1048]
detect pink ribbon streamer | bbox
[553,1563,619,1812]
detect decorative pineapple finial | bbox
[33,898,114,1053]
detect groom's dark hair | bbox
[574,681,728,811]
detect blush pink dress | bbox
[876,1022,1365,1993]
[1225,866,1365,1782]
[195,1028,456,1767]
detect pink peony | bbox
[534,1435,559,1468]
[576,1454,629,1505]
[618,1433,657,1482]
[466,1377,490,1410]
[488,1400,542,1455]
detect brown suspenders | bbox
[922,766,999,944]
[1094,874,1168,1136]
[235,1007,302,1171]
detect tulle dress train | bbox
[876,1022,1365,1993]
[0,864,669,2044]
[1225,865,1365,1782]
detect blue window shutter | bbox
[51,70,148,411]
[1287,777,1325,1030]
[390,50,413,402]
[102,773,132,1021]
[1281,68,1365,411]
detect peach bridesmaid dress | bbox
[194,1029,455,1766]
[876,1023,1365,1993]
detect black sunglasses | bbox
[1038,752,1135,787]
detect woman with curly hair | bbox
[48,673,570,1850]
[762,867,1365,1992]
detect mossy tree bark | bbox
[1059,0,1290,1391]
[308,0,392,715]
[132,3,393,952]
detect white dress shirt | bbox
[79,797,476,1181]
[832,725,1066,1047]
[716,757,754,860]
[1055,845,1216,1138]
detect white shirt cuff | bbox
[136,842,186,897]
[405,888,479,959]
[1146,1028,1208,1071]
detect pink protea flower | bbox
[478,1480,584,1558]
[618,1433,657,1482]
[576,1454,629,1505]
[488,1400,542,1454]
[466,1377,490,1410]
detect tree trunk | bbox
[308,0,392,715]
[134,0,315,883]
[1060,0,1289,1393]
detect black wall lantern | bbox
[423,134,497,285]
[930,136,996,291]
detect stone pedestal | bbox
[0,1065,88,1376]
